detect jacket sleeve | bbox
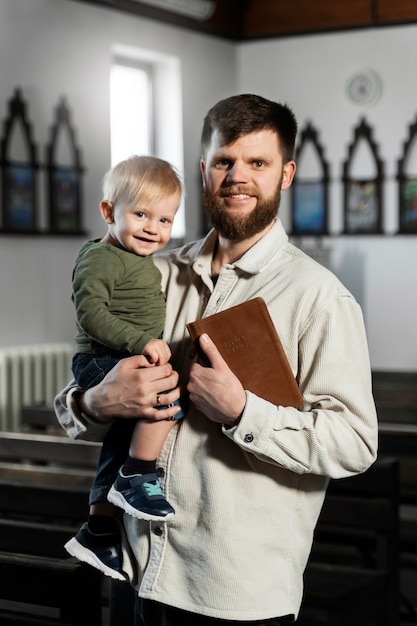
[223,293,378,479]
[54,381,113,441]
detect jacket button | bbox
[157,467,165,478]
[154,526,163,536]
[244,433,254,443]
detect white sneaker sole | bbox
[64,536,127,581]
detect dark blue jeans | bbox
[73,351,185,505]
[73,352,137,505]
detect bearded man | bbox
[55,94,378,626]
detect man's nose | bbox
[226,162,248,183]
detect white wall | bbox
[237,26,417,371]
[0,0,237,348]
[0,0,415,371]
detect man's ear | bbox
[200,160,207,188]
[100,200,114,223]
[281,161,296,190]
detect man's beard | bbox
[203,184,282,242]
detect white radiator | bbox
[0,343,73,431]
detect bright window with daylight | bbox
[109,48,185,239]
[110,62,153,166]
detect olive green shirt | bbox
[72,239,166,355]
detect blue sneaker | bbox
[107,470,175,521]
[64,522,128,581]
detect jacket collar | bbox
[177,219,288,278]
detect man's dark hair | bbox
[200,94,297,164]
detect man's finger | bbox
[198,333,225,368]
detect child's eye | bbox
[135,211,146,219]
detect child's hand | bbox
[143,338,172,365]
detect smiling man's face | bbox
[200,129,295,241]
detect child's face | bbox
[102,190,180,256]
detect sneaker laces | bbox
[143,481,163,497]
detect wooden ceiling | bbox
[72,0,417,40]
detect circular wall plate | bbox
[346,70,382,106]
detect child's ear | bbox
[100,200,114,224]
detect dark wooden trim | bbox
[66,0,417,41]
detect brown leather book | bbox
[186,297,303,408]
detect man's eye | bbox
[253,161,265,168]
[215,160,230,169]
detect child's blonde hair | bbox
[102,155,183,208]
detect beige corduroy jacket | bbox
[55,219,378,622]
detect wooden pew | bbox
[0,430,99,465]
[378,422,417,623]
[372,371,417,425]
[0,431,103,625]
[0,434,94,555]
[0,552,102,626]
[0,430,98,489]
[371,371,417,622]
[378,422,417,505]
[20,403,65,435]
[297,458,400,626]
[15,399,414,624]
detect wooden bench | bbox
[0,430,99,489]
[297,458,400,626]
[0,430,100,543]
[0,431,104,625]
[20,403,65,435]
[16,399,414,624]
[0,552,102,626]
[378,423,417,505]
[372,370,417,622]
[378,422,417,623]
[372,371,417,425]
